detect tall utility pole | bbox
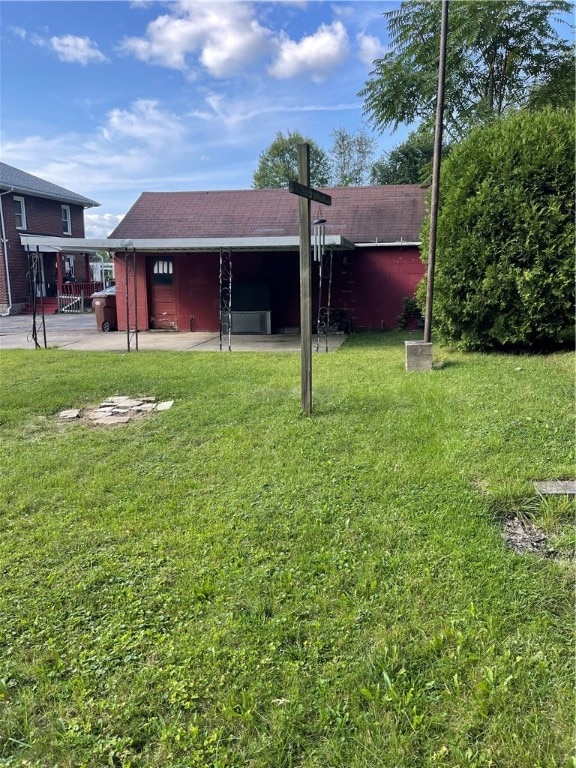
[424,0,449,343]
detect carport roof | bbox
[20,234,355,253]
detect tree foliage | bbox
[252,130,330,189]
[329,128,376,186]
[421,109,574,351]
[360,1,572,140]
[370,129,444,185]
[526,50,576,111]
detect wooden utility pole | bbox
[424,0,449,343]
[289,145,332,415]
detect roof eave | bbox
[1,186,100,208]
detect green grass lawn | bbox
[0,332,573,768]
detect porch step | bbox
[21,298,59,314]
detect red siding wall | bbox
[344,247,425,331]
[115,251,301,333]
[113,247,424,333]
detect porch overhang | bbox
[20,234,355,253]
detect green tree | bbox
[420,109,574,351]
[252,130,330,189]
[526,51,576,111]
[329,127,376,186]
[360,1,572,140]
[370,129,442,185]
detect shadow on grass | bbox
[342,330,424,350]
[342,332,463,367]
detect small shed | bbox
[108,185,427,333]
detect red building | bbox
[108,185,427,333]
[0,162,100,315]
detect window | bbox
[14,197,26,229]
[61,205,71,235]
[152,258,173,285]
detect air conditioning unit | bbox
[231,311,271,334]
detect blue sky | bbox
[1,0,406,237]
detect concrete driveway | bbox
[0,313,347,353]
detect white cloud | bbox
[357,33,385,67]
[0,100,190,207]
[50,35,109,65]
[268,20,349,82]
[85,212,124,239]
[199,16,276,78]
[120,13,198,71]
[100,99,186,147]
[188,91,359,131]
[120,2,276,77]
[10,26,27,40]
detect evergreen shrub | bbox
[420,109,575,351]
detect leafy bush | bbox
[421,109,575,350]
[397,296,423,329]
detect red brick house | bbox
[0,162,100,315]
[108,185,427,333]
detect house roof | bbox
[0,162,100,208]
[110,185,427,245]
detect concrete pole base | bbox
[405,341,433,372]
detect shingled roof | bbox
[110,185,427,245]
[0,162,99,208]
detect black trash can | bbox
[91,286,117,332]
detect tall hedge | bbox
[422,109,574,350]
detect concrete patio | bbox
[0,313,347,353]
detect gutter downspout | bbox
[0,187,14,316]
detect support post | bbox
[56,252,63,296]
[219,247,232,352]
[132,248,139,351]
[125,250,131,352]
[298,144,312,416]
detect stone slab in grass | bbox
[107,398,145,409]
[533,480,576,496]
[92,415,132,425]
[58,395,171,427]
[59,408,80,420]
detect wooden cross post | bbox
[289,144,331,415]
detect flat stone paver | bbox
[59,408,80,420]
[92,415,132,425]
[533,480,576,496]
[58,395,163,427]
